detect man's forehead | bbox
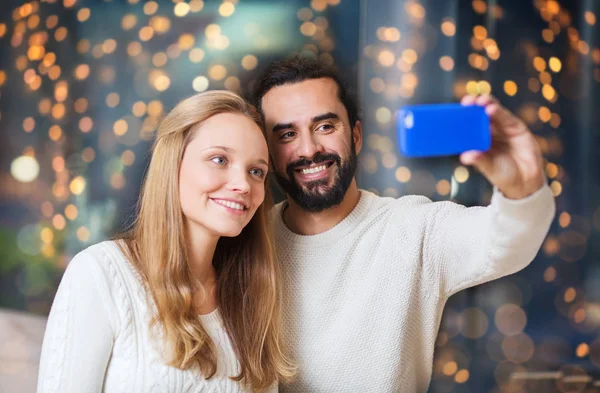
[262,79,340,107]
[261,79,344,126]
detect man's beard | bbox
[274,141,357,213]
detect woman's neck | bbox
[185,223,220,313]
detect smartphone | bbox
[396,103,491,158]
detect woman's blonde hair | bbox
[119,90,295,391]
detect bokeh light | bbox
[10,155,40,183]
[0,2,599,392]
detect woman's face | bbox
[179,112,269,238]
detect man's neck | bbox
[283,179,361,236]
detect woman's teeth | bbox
[214,200,246,210]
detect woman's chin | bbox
[220,230,243,238]
[212,225,244,238]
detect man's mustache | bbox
[286,152,342,175]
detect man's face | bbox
[261,78,362,212]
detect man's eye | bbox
[318,124,334,131]
[280,131,295,140]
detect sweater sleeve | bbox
[423,184,555,299]
[37,249,117,393]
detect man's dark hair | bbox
[252,56,360,127]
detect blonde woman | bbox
[37,91,295,393]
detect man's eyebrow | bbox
[272,122,294,134]
[271,112,339,133]
[311,112,339,123]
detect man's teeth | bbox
[214,200,245,211]
[301,165,327,175]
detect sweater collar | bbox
[272,190,376,246]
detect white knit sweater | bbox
[37,241,276,393]
[275,186,555,393]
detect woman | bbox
[37,91,295,392]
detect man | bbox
[252,56,555,393]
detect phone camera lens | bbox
[404,111,414,129]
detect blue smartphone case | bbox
[396,103,491,158]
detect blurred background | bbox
[0,0,598,392]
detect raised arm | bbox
[424,185,554,298]
[425,94,555,298]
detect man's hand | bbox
[459,94,546,200]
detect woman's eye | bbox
[250,168,266,178]
[211,156,227,165]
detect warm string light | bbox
[3,1,340,273]
[1,0,354,329]
[1,1,598,389]
[360,1,599,391]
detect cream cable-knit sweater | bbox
[37,240,277,393]
[275,186,555,393]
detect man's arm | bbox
[424,184,555,298]
[425,94,555,298]
[459,94,546,200]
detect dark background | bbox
[1,1,599,392]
